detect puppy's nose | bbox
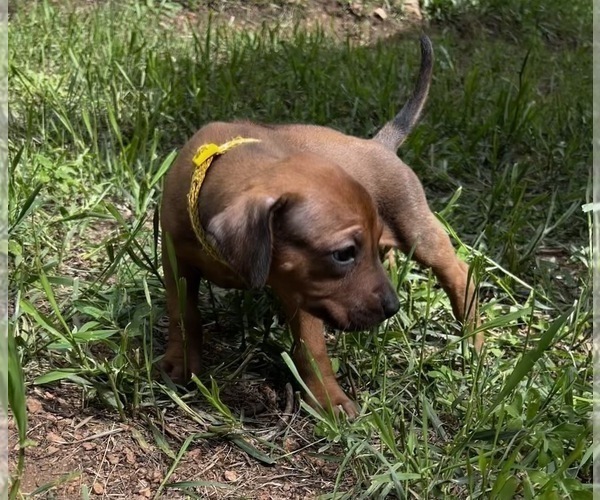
[382,290,400,318]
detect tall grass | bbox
[8,0,592,497]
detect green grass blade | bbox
[150,150,177,188]
[8,326,27,499]
[153,433,197,499]
[8,184,42,234]
[486,309,573,419]
[228,436,276,465]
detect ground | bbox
[9,385,352,498]
[8,4,425,497]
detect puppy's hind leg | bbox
[388,184,481,350]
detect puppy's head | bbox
[207,153,399,330]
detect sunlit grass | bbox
[8,0,592,497]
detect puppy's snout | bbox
[376,279,399,319]
[382,291,400,319]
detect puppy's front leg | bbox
[284,306,359,418]
[161,247,204,382]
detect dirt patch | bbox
[9,384,354,498]
[163,0,424,43]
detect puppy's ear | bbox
[206,194,290,288]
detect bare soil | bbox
[9,384,354,499]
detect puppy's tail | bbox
[373,34,433,151]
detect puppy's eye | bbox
[331,246,356,265]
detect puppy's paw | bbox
[161,345,202,384]
[306,379,360,419]
[161,357,187,384]
[332,396,360,420]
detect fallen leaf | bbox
[125,447,136,464]
[373,7,387,20]
[130,428,152,451]
[139,487,152,498]
[27,398,43,414]
[224,470,238,482]
[46,432,66,444]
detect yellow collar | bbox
[187,137,260,265]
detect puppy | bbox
[160,35,479,417]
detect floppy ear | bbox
[206,194,285,288]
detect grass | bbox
[7,0,593,498]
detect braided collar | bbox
[187,137,261,265]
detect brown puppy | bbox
[160,35,479,417]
